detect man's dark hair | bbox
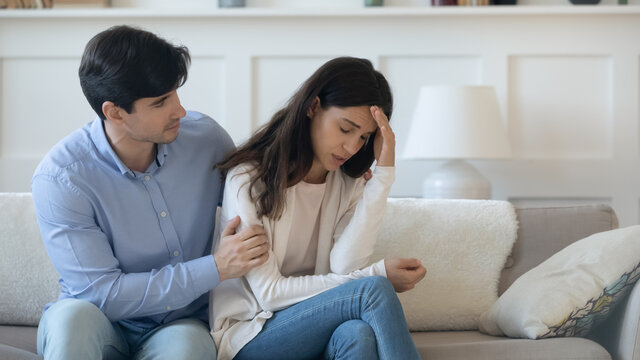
[79,25,191,120]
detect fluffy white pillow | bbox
[0,193,60,326]
[372,199,518,331]
[479,225,640,339]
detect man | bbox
[32,25,268,359]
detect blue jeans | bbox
[37,299,216,360]
[235,276,420,360]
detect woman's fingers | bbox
[371,106,395,166]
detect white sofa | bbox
[1,192,638,360]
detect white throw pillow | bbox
[372,198,518,331]
[0,193,60,326]
[479,225,640,339]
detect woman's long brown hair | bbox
[216,57,393,219]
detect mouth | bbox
[332,154,348,165]
[166,121,180,131]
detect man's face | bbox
[120,89,186,145]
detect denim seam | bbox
[363,287,385,360]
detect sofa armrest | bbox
[591,278,640,360]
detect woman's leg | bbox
[323,320,378,360]
[234,276,419,360]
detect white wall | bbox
[1,5,639,226]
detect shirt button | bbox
[160,211,167,218]
[166,306,171,311]
[144,175,150,181]
[173,250,180,257]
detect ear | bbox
[102,101,125,124]
[307,96,321,118]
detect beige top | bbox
[280,181,326,277]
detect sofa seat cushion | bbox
[411,331,611,360]
[0,326,37,354]
[0,344,40,360]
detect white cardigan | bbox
[209,165,395,360]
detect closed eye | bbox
[339,127,349,134]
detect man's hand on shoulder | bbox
[384,257,427,293]
[214,216,269,282]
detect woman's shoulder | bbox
[225,162,268,196]
[227,162,258,177]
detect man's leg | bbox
[235,276,420,360]
[37,299,129,360]
[323,320,378,360]
[132,318,216,360]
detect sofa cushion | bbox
[372,199,518,331]
[502,205,619,295]
[411,331,611,360]
[0,193,60,326]
[480,225,640,339]
[0,326,38,354]
[0,344,40,360]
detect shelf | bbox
[1,5,639,18]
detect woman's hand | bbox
[371,106,395,167]
[385,258,427,293]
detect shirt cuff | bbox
[187,255,221,297]
[373,166,395,185]
[373,258,387,278]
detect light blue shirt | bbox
[31,111,234,329]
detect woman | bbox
[210,57,426,360]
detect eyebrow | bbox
[149,94,170,107]
[341,118,376,135]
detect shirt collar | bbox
[89,117,134,176]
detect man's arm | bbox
[32,175,266,321]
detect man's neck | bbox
[103,121,156,173]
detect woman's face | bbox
[308,102,378,174]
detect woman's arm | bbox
[220,166,386,313]
[329,166,395,275]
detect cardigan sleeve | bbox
[329,166,395,274]
[220,165,387,313]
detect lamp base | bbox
[422,160,491,199]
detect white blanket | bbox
[371,198,518,331]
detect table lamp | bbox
[403,85,511,199]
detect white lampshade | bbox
[403,86,511,160]
[403,86,511,199]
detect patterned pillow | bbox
[479,225,640,339]
[542,262,640,338]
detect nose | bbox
[175,99,187,119]
[343,135,361,156]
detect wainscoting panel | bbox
[252,56,331,128]
[508,55,613,159]
[178,57,226,128]
[1,57,93,157]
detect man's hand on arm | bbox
[384,258,427,293]
[214,216,269,282]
